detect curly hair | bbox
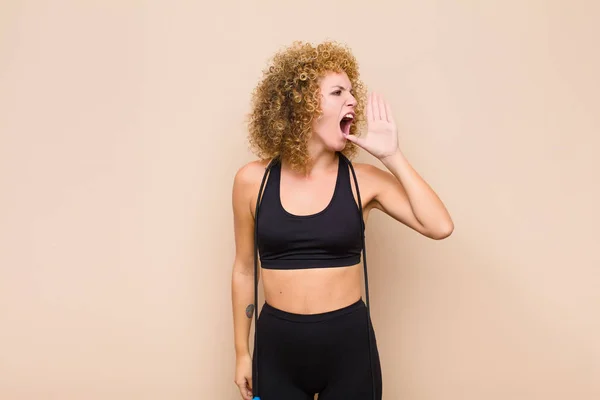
[246,40,367,173]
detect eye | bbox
[332,90,342,96]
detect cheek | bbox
[314,115,339,136]
[312,99,341,138]
[320,98,337,114]
[319,103,339,126]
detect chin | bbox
[327,135,347,152]
[314,128,348,153]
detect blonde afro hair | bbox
[246,40,367,172]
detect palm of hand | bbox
[345,92,399,159]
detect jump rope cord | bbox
[343,154,377,400]
[252,154,375,400]
[252,157,278,400]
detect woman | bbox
[231,41,453,400]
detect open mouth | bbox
[340,112,355,135]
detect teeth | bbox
[344,113,354,119]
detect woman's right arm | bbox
[231,162,261,399]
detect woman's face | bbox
[311,71,357,152]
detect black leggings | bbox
[253,298,382,400]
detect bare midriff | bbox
[261,263,363,314]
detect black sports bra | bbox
[255,153,363,270]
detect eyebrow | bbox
[331,85,353,91]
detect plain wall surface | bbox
[1,1,598,399]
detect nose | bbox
[346,93,356,108]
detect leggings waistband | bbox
[261,298,365,323]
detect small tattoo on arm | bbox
[245,304,255,318]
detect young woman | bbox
[231,41,453,400]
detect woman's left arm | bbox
[371,149,454,240]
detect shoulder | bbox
[347,160,404,201]
[232,159,274,214]
[348,161,392,187]
[233,159,271,188]
[351,161,383,177]
[343,160,394,210]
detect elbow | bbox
[232,258,255,277]
[428,221,454,240]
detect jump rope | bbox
[251,152,376,400]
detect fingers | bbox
[366,92,374,121]
[371,92,380,120]
[236,377,252,400]
[236,382,252,400]
[385,101,394,124]
[367,91,393,123]
[377,93,387,121]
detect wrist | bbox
[379,148,402,165]
[236,349,250,359]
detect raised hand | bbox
[344,92,399,160]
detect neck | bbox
[305,134,340,172]
[282,148,338,178]
[306,150,338,174]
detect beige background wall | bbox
[1,1,598,399]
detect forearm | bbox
[381,149,453,235]
[231,265,256,357]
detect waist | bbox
[261,263,362,314]
[261,297,366,322]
